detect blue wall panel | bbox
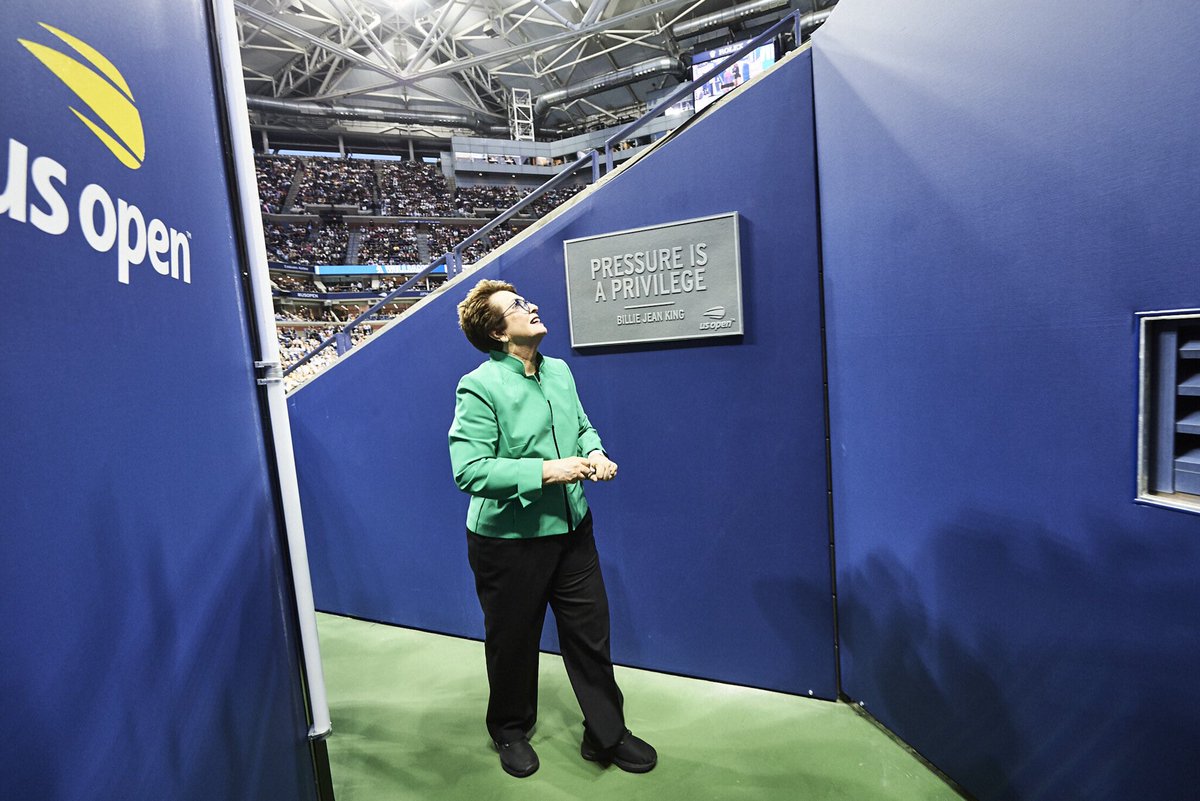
[289,50,835,696]
[1,3,316,799]
[813,2,1200,799]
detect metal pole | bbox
[211,0,331,741]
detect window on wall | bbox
[1139,311,1200,512]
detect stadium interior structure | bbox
[5,1,1200,801]
[242,0,836,389]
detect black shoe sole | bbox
[581,746,656,774]
[500,760,538,778]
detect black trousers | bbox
[466,511,625,748]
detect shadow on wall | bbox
[542,545,836,691]
[838,511,1200,801]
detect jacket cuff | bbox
[579,434,604,457]
[517,458,544,507]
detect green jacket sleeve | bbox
[449,378,544,507]
[567,367,605,457]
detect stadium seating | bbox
[258,154,588,387]
[254,154,301,214]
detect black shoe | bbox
[581,728,657,773]
[493,737,539,778]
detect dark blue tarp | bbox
[1,3,316,799]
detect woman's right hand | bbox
[542,457,595,485]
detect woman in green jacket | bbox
[449,279,656,779]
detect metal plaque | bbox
[563,212,743,347]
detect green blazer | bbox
[449,351,604,538]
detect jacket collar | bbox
[489,349,544,376]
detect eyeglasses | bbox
[502,297,534,316]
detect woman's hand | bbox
[586,451,618,481]
[542,457,596,485]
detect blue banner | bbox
[268,261,315,273]
[1,3,317,800]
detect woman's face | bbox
[491,290,547,345]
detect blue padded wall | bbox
[0,3,316,799]
[288,49,835,696]
[813,2,1200,799]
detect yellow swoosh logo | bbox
[19,22,144,169]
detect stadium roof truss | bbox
[234,0,815,139]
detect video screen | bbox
[691,40,777,113]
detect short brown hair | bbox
[457,279,515,353]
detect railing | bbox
[282,252,449,377]
[282,9,808,382]
[446,151,600,276]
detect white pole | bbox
[210,0,332,740]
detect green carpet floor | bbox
[316,612,961,801]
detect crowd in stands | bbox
[276,299,420,389]
[531,184,585,215]
[331,304,368,321]
[358,223,420,265]
[426,222,479,262]
[254,154,301,214]
[277,324,374,391]
[256,154,588,221]
[270,269,445,297]
[265,223,310,263]
[276,297,418,325]
[464,222,518,262]
[378,161,457,216]
[454,183,585,218]
[456,184,527,216]
[271,272,314,292]
[426,222,520,263]
[264,221,349,265]
[260,154,591,392]
[373,302,412,320]
[295,158,376,210]
[275,305,323,322]
[320,279,370,293]
[276,303,372,322]
[258,159,588,273]
[487,223,518,251]
[330,302,411,322]
[378,275,439,293]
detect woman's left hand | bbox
[586,451,618,481]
